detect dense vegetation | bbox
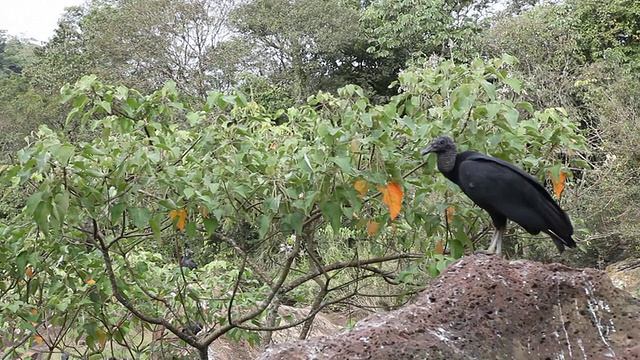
[0,0,638,358]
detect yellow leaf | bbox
[86,279,96,285]
[548,170,567,198]
[169,208,187,231]
[34,336,44,345]
[366,221,380,236]
[435,239,444,255]
[445,205,455,223]
[377,182,403,220]
[26,266,34,279]
[354,180,368,198]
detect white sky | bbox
[0,0,86,42]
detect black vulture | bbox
[182,321,203,336]
[422,136,575,255]
[180,249,198,270]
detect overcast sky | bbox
[0,0,85,42]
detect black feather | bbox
[423,136,575,253]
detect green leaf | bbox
[33,201,50,234]
[16,251,28,277]
[283,212,304,235]
[186,222,197,238]
[258,215,272,239]
[449,239,464,259]
[503,78,522,93]
[97,100,112,114]
[149,218,162,242]
[53,191,70,222]
[203,217,219,235]
[330,156,353,174]
[129,207,151,230]
[299,154,314,174]
[53,144,75,165]
[25,192,44,215]
[110,203,126,224]
[320,201,342,234]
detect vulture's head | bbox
[421,136,456,155]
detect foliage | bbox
[0,56,588,357]
[568,0,640,60]
[0,31,37,77]
[230,0,360,101]
[360,0,482,61]
[479,0,640,266]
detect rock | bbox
[258,255,640,360]
[607,258,640,297]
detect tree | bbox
[230,0,361,101]
[478,0,640,266]
[0,31,37,77]
[0,56,588,358]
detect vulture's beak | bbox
[421,145,435,156]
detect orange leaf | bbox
[435,239,444,255]
[445,205,455,223]
[26,266,34,279]
[30,309,38,315]
[169,208,187,231]
[366,221,380,236]
[549,171,567,198]
[86,279,96,285]
[354,180,368,198]
[377,182,403,220]
[34,336,44,345]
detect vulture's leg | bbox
[476,226,505,256]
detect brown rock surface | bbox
[607,258,640,297]
[258,255,640,360]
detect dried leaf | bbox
[97,329,107,348]
[549,171,567,198]
[170,208,187,231]
[435,239,444,255]
[26,266,34,279]
[354,180,368,198]
[200,206,208,218]
[445,205,455,223]
[366,221,380,236]
[377,182,403,220]
[350,138,360,152]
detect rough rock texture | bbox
[258,255,640,360]
[607,258,640,297]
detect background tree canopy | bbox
[0,0,638,358]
